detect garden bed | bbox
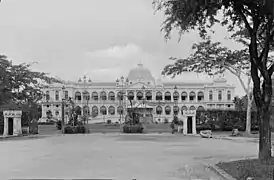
[216,158,274,180]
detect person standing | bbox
[170,120,176,134]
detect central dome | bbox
[127,64,154,82]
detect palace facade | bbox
[40,64,236,125]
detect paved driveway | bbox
[0,134,258,180]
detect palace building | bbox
[40,63,236,130]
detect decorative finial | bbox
[137,63,143,68]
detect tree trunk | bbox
[258,103,272,161]
[246,95,253,134]
[255,82,272,161]
[245,76,253,134]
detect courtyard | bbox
[0,133,258,180]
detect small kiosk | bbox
[0,102,23,136]
[182,110,197,135]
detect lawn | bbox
[217,158,274,180]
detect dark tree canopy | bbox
[0,55,61,106]
[162,37,250,77]
[154,0,274,161]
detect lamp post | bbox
[83,76,89,125]
[142,85,146,118]
[61,86,65,134]
[120,76,125,123]
[174,85,178,117]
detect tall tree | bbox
[162,37,256,133]
[0,55,61,108]
[154,0,274,161]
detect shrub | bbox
[196,110,259,132]
[22,127,29,135]
[164,118,169,124]
[107,120,112,124]
[76,125,86,133]
[64,126,74,134]
[38,121,55,125]
[196,124,211,132]
[56,121,62,130]
[123,123,144,133]
[64,125,88,134]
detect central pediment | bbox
[127,82,153,89]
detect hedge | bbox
[64,125,88,134]
[123,123,144,133]
[195,110,259,132]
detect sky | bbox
[0,0,247,96]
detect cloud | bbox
[86,43,141,59]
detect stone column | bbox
[41,105,46,118]
[183,115,187,135]
[3,117,8,136]
[192,115,197,135]
[17,116,22,135]
[13,117,17,135]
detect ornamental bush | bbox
[56,120,62,130]
[123,123,144,133]
[107,120,112,124]
[196,110,259,132]
[64,125,88,134]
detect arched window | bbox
[218,90,222,101]
[117,91,124,101]
[156,106,162,115]
[181,92,187,101]
[83,105,90,115]
[92,106,98,117]
[55,91,59,101]
[165,106,171,115]
[92,91,98,101]
[137,91,143,100]
[75,106,82,115]
[173,105,179,115]
[197,91,204,101]
[156,91,162,101]
[209,90,213,101]
[75,91,81,101]
[64,90,68,100]
[189,106,196,111]
[145,91,152,100]
[128,91,134,100]
[108,106,115,115]
[100,106,107,115]
[117,106,123,115]
[108,91,115,101]
[100,91,107,101]
[181,106,187,115]
[46,91,50,101]
[189,92,196,101]
[83,91,90,101]
[227,91,231,101]
[197,106,205,111]
[173,91,179,101]
[164,91,171,101]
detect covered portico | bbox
[127,103,153,117]
[182,110,197,135]
[0,102,24,136]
